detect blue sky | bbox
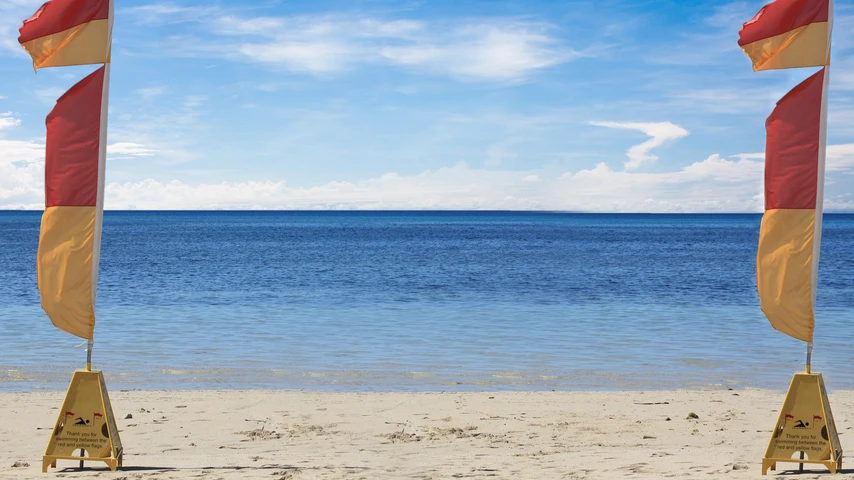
[1,0,854,211]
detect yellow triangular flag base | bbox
[43,370,123,472]
[762,373,842,474]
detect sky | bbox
[1,0,854,211]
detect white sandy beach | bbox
[0,389,852,479]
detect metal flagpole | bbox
[800,2,833,468]
[806,342,812,374]
[86,340,93,372]
[87,0,114,372]
[807,0,832,375]
[81,0,114,468]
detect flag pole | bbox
[808,0,833,376]
[86,340,93,372]
[88,0,114,373]
[83,0,113,464]
[805,342,812,374]
[88,59,110,371]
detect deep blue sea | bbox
[1,211,853,392]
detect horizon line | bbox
[3,209,854,214]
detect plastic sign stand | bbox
[762,373,842,474]
[43,370,122,472]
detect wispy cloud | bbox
[825,144,854,173]
[0,138,44,207]
[0,138,42,166]
[34,87,66,104]
[0,0,44,56]
[0,110,43,206]
[667,86,778,115]
[485,138,521,167]
[378,23,574,81]
[589,121,689,170]
[0,112,21,130]
[644,1,759,67]
[107,142,156,159]
[183,95,206,108]
[119,2,221,24]
[106,89,211,168]
[129,10,578,81]
[237,37,358,74]
[134,87,166,99]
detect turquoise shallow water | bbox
[1,211,853,392]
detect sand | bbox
[0,388,852,479]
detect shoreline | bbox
[2,389,851,479]
[0,372,797,394]
[2,364,829,393]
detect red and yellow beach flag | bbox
[738,0,831,71]
[19,0,114,341]
[18,0,111,70]
[36,66,108,340]
[757,68,827,343]
[740,0,834,343]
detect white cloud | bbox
[831,65,854,91]
[217,16,281,35]
[731,152,764,161]
[644,2,753,67]
[8,145,854,212]
[0,0,44,56]
[0,112,21,130]
[829,104,854,136]
[238,41,354,73]
[93,155,762,211]
[723,144,854,174]
[35,87,66,102]
[667,87,778,115]
[0,138,42,166]
[155,13,574,81]
[107,142,156,158]
[485,139,520,167]
[105,91,210,167]
[0,147,779,212]
[826,144,854,173]
[394,86,419,95]
[119,3,220,24]
[379,24,573,81]
[0,112,40,169]
[0,137,44,207]
[183,96,207,108]
[589,121,689,170]
[214,16,424,39]
[134,87,165,99]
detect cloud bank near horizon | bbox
[4,101,854,212]
[3,149,853,212]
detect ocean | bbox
[1,211,853,392]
